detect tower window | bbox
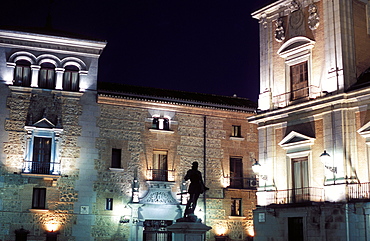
[14,60,31,87]
[63,65,79,91]
[39,63,55,89]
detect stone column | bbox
[30,65,40,87]
[55,68,64,90]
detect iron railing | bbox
[265,187,324,205]
[229,177,258,189]
[22,161,60,175]
[147,169,175,182]
[347,182,370,201]
[272,85,320,109]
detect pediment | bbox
[358,121,370,138]
[277,36,315,58]
[279,131,315,149]
[33,117,56,128]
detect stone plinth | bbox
[167,222,212,241]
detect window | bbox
[229,157,243,188]
[38,63,55,89]
[231,198,242,216]
[111,148,122,168]
[292,157,309,203]
[106,198,113,210]
[152,117,169,130]
[231,125,242,137]
[63,65,79,91]
[14,60,31,87]
[290,62,308,100]
[32,137,52,174]
[32,188,46,209]
[23,119,62,176]
[152,151,168,181]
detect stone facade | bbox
[0,29,258,241]
[250,0,370,240]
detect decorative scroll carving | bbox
[275,17,285,42]
[141,190,178,204]
[308,4,320,30]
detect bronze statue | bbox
[183,162,209,220]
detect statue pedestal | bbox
[167,222,212,241]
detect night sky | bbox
[1,0,273,102]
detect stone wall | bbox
[0,88,82,241]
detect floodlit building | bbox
[249,0,370,240]
[0,28,258,241]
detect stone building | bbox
[249,0,370,240]
[0,28,258,241]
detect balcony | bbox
[264,187,324,205]
[347,182,370,201]
[272,85,320,109]
[228,177,258,189]
[147,169,175,182]
[22,161,61,176]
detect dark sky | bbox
[0,0,273,102]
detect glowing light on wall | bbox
[215,225,227,236]
[44,221,61,232]
[247,227,255,237]
[221,175,230,188]
[167,170,175,182]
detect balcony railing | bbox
[265,187,324,205]
[147,169,175,182]
[22,161,61,175]
[272,85,321,109]
[229,177,258,189]
[347,182,370,201]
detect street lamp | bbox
[320,150,337,173]
[252,159,267,180]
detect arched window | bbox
[63,65,79,91]
[14,60,31,87]
[39,63,56,89]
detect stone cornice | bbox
[0,29,106,57]
[98,95,255,119]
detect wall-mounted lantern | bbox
[252,159,267,180]
[320,150,337,173]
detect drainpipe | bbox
[345,203,350,241]
[203,115,207,226]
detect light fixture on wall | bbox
[320,150,337,173]
[252,159,267,180]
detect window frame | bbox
[111,148,122,169]
[38,63,56,89]
[14,60,31,87]
[231,125,242,138]
[151,150,168,181]
[23,126,62,176]
[32,188,46,209]
[63,65,80,91]
[231,198,242,216]
[229,157,244,188]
